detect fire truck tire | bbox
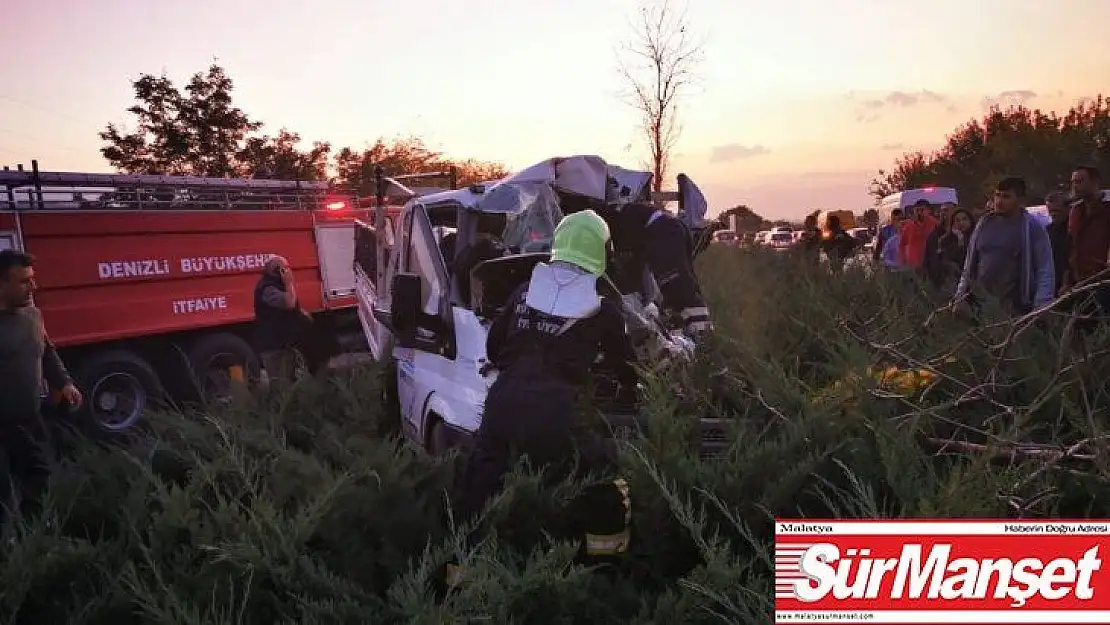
[74,350,164,435]
[185,333,260,400]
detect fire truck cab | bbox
[1,161,408,433]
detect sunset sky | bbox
[2,0,1108,219]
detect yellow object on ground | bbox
[815,361,945,406]
[869,365,936,395]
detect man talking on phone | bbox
[253,255,335,383]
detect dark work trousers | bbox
[273,319,339,379]
[289,318,339,376]
[448,361,632,583]
[454,360,619,527]
[0,410,55,522]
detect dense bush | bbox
[3,247,1109,623]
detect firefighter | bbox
[449,209,636,586]
[600,200,712,340]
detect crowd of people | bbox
[799,165,1110,320]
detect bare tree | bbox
[617,0,704,193]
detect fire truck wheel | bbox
[75,350,164,434]
[185,333,260,403]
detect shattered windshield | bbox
[491,182,565,253]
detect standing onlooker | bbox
[1062,166,1110,293]
[872,209,903,264]
[820,214,859,272]
[253,256,335,383]
[880,218,906,270]
[797,214,822,264]
[0,250,82,518]
[1044,191,1070,292]
[954,177,1055,315]
[926,208,976,287]
[898,199,937,273]
[939,202,957,224]
[923,205,948,284]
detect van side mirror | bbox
[391,272,423,345]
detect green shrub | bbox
[2,248,1108,623]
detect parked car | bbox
[768,231,794,251]
[713,229,739,245]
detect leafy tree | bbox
[101,64,509,186]
[453,158,512,185]
[870,95,1110,207]
[334,136,508,196]
[717,204,769,232]
[238,129,331,180]
[100,64,262,177]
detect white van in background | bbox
[878,187,959,222]
[1025,204,1051,227]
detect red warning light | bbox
[325,201,346,211]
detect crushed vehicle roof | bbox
[404,154,707,230]
[411,155,651,215]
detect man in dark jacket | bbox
[0,250,82,518]
[1062,165,1110,328]
[600,201,711,339]
[1063,166,1110,292]
[452,210,636,584]
[796,214,822,264]
[253,255,334,381]
[821,215,859,272]
[1044,191,1070,291]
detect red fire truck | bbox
[0,161,410,434]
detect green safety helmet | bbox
[550,209,611,276]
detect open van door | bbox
[677,173,713,259]
[353,218,393,360]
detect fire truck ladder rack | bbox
[1,160,330,211]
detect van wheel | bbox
[185,333,259,405]
[74,350,163,435]
[379,361,402,436]
[428,418,451,456]
[381,361,400,416]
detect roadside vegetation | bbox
[4,246,1108,624]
